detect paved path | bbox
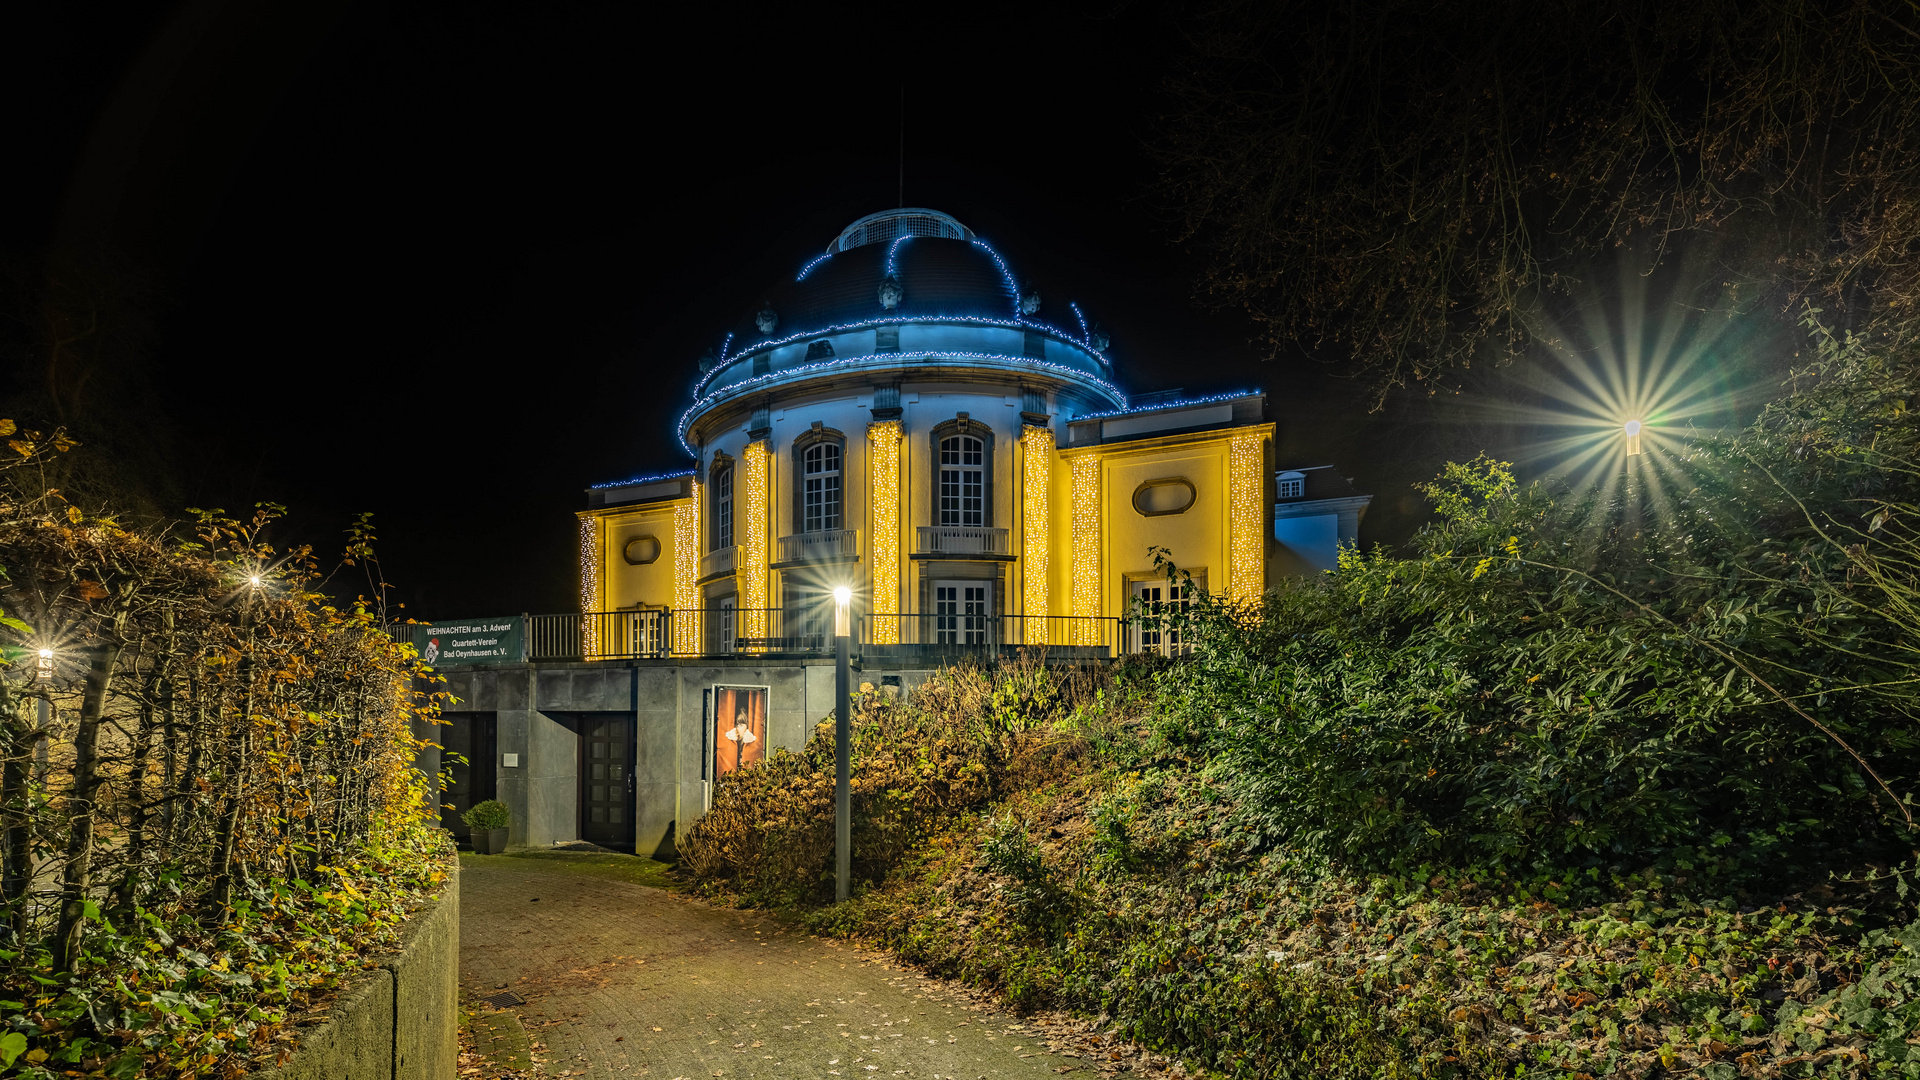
[458,854,1158,1080]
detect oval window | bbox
[1132,478,1196,517]
[623,535,662,565]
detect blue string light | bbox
[1072,390,1261,423]
[796,252,834,281]
[719,331,733,364]
[690,314,1112,397]
[969,239,1022,317]
[1070,302,1089,342]
[589,469,696,491]
[676,350,1129,453]
[885,234,914,276]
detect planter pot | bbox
[472,827,509,854]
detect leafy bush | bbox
[1142,326,1920,886]
[679,655,1121,906]
[462,799,511,830]
[0,427,450,1077]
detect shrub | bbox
[463,799,511,830]
[679,654,1121,905]
[0,428,448,1077]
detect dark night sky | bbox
[7,1,1435,618]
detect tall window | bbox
[803,442,841,532]
[939,436,984,526]
[713,466,733,548]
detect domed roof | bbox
[733,233,1020,342]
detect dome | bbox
[680,209,1124,450]
[732,233,1020,340]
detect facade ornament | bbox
[756,305,779,334]
[878,274,904,310]
[1020,288,1042,315]
[1090,327,1110,352]
[698,347,717,372]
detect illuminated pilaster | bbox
[866,420,902,642]
[673,485,702,654]
[1021,426,1053,643]
[1228,428,1267,603]
[739,440,770,640]
[1069,454,1101,645]
[578,513,601,656]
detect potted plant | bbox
[463,799,511,854]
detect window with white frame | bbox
[938,435,985,526]
[713,465,733,548]
[1277,471,1305,499]
[803,442,842,532]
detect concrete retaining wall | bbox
[251,861,459,1080]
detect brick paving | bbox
[458,856,1186,1080]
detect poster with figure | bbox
[712,685,768,779]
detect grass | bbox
[459,849,683,891]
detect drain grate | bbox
[480,990,526,1008]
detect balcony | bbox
[775,528,859,566]
[915,525,1010,557]
[699,544,738,581]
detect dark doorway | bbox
[441,712,498,840]
[578,715,635,851]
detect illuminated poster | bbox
[713,685,768,778]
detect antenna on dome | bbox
[897,84,905,208]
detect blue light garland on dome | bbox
[1071,302,1090,342]
[969,239,1023,317]
[885,234,914,275]
[675,350,1128,454]
[689,314,1111,397]
[589,468,696,491]
[1071,390,1261,423]
[795,252,834,281]
[719,332,733,364]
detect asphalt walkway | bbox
[457,853,1179,1080]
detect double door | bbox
[932,580,992,645]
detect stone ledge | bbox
[248,860,459,1080]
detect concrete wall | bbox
[249,862,458,1080]
[438,660,946,859]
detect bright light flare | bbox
[248,575,263,587]
[1624,419,1643,456]
[832,585,853,638]
[37,649,51,659]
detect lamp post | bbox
[1624,419,1643,456]
[832,586,853,902]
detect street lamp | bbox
[1624,419,1643,456]
[833,585,852,902]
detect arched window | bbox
[939,435,985,527]
[802,441,842,532]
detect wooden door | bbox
[578,716,633,849]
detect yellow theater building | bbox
[430,208,1371,856]
[574,208,1370,658]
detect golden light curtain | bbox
[672,485,702,654]
[739,440,770,641]
[1069,454,1102,645]
[1020,426,1053,644]
[578,513,601,656]
[866,420,902,643]
[1228,429,1267,603]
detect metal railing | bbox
[529,610,674,661]
[915,525,1009,556]
[776,528,859,564]
[450,610,1130,663]
[699,544,738,580]
[859,614,1122,657]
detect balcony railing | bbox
[915,525,1010,556]
[776,528,859,564]
[859,614,1121,657]
[455,610,1125,662]
[699,544,738,580]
